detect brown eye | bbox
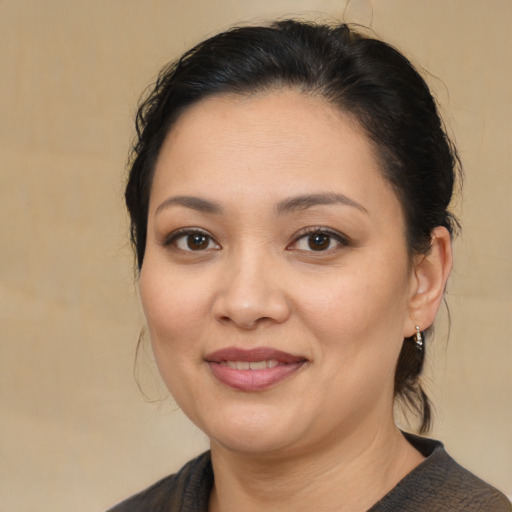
[170,230,220,252]
[308,233,331,251]
[291,228,348,253]
[187,234,209,250]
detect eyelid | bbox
[160,225,350,252]
[288,226,351,251]
[161,227,220,250]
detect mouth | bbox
[205,347,307,391]
[220,360,279,370]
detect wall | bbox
[0,0,510,510]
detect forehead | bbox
[151,89,398,217]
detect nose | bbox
[212,252,291,330]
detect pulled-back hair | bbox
[126,20,460,433]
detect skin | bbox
[139,89,452,511]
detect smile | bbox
[205,347,307,391]
[220,360,279,370]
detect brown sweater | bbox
[108,434,511,511]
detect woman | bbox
[109,20,510,512]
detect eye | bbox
[164,229,220,252]
[290,228,349,253]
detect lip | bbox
[205,347,307,391]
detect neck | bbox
[208,422,424,512]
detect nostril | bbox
[211,270,291,328]
[215,312,262,330]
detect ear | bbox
[404,226,453,337]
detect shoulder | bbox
[370,434,511,512]
[106,451,213,512]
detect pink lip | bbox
[205,347,307,391]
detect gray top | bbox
[108,434,511,511]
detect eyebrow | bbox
[155,195,223,216]
[275,192,368,215]
[154,192,367,217]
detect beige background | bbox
[1,0,510,510]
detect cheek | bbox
[295,268,410,415]
[139,264,212,359]
[295,260,410,355]
[139,265,214,413]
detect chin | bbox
[210,427,298,456]
[195,402,307,456]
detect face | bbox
[140,90,417,456]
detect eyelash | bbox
[161,227,351,254]
[288,227,351,253]
[161,228,220,252]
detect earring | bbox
[414,326,423,351]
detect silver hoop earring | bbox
[414,326,423,351]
